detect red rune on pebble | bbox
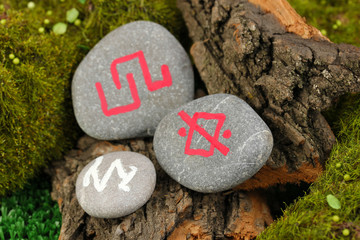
[95,50,173,117]
[177,110,231,157]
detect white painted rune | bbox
[83,156,138,192]
[76,151,156,218]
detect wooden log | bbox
[48,136,273,239]
[177,0,360,189]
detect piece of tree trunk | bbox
[177,0,360,189]
[49,1,360,239]
[48,135,273,240]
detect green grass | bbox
[0,173,61,240]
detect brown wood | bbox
[48,136,272,240]
[177,0,360,187]
[49,1,360,239]
[248,0,328,40]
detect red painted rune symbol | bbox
[95,50,172,117]
[177,110,232,157]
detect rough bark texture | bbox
[177,0,360,187]
[48,135,273,240]
[49,1,360,239]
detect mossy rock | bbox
[0,0,185,196]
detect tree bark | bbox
[49,0,360,239]
[48,135,273,240]
[177,0,360,188]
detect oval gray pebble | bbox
[76,151,156,218]
[72,21,194,140]
[154,94,273,193]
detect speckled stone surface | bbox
[72,21,194,140]
[154,94,273,193]
[75,151,156,218]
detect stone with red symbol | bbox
[153,94,273,193]
[72,21,194,140]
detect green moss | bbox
[0,5,82,196]
[82,0,185,41]
[258,95,360,239]
[288,0,360,47]
[0,0,185,196]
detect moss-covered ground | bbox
[1,0,360,239]
[259,1,360,239]
[288,0,360,47]
[0,0,184,196]
[1,0,183,238]
[259,94,360,239]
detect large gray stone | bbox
[72,21,194,140]
[154,94,273,193]
[75,151,156,218]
